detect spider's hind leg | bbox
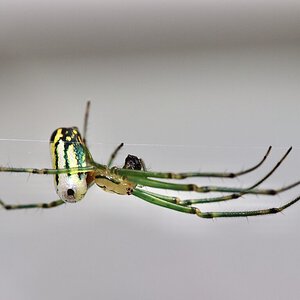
[0,199,64,210]
[132,189,300,219]
[195,196,300,218]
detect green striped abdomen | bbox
[50,127,88,203]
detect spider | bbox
[0,101,299,218]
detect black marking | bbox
[50,129,62,186]
[54,142,60,186]
[202,212,214,218]
[188,184,197,191]
[67,189,75,196]
[95,175,121,185]
[200,186,210,192]
[32,169,39,174]
[64,141,70,176]
[73,140,85,180]
[269,208,278,214]
[191,207,198,214]
[182,200,192,205]
[123,155,143,170]
[50,130,57,142]
[126,188,133,195]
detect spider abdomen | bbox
[50,127,88,203]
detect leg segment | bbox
[107,143,124,167]
[0,166,95,175]
[107,144,146,170]
[125,146,295,196]
[132,189,196,214]
[128,175,300,195]
[134,188,241,205]
[82,100,91,146]
[115,146,274,179]
[132,189,300,219]
[0,199,64,210]
[195,196,300,218]
[171,146,293,205]
[134,189,178,203]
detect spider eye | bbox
[67,189,75,196]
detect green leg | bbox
[115,146,279,179]
[135,189,179,203]
[128,175,300,195]
[132,189,196,214]
[134,147,291,204]
[195,196,300,218]
[178,194,242,205]
[176,147,292,204]
[107,143,124,167]
[0,199,65,210]
[137,189,241,205]
[133,189,300,219]
[0,166,95,175]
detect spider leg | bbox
[107,143,124,167]
[124,147,296,196]
[115,146,284,179]
[132,189,196,214]
[132,189,300,218]
[82,100,91,146]
[115,146,278,179]
[134,188,240,205]
[107,144,146,170]
[195,197,300,218]
[0,199,64,210]
[160,146,292,205]
[0,166,95,175]
[134,189,179,203]
[130,175,300,195]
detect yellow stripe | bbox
[50,128,63,169]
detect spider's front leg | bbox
[139,146,292,205]
[116,146,273,179]
[118,147,297,197]
[128,175,300,195]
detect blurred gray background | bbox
[0,1,300,299]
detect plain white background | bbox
[0,1,300,299]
